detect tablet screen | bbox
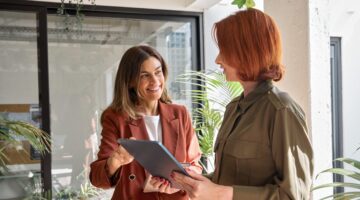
[118,139,189,189]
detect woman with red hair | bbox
[173,8,313,200]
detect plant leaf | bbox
[336,157,360,170]
[245,0,256,8]
[0,119,51,168]
[312,182,360,191]
[317,168,360,181]
[176,70,243,159]
[232,0,246,9]
[319,191,360,200]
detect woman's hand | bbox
[172,169,233,200]
[106,137,135,176]
[148,176,180,194]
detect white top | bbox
[143,115,162,142]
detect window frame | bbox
[330,36,344,194]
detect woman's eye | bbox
[141,74,149,79]
[155,70,162,75]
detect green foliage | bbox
[0,119,51,168]
[193,101,222,157]
[78,181,102,199]
[176,70,242,158]
[57,0,96,31]
[25,189,52,200]
[55,188,78,200]
[312,157,360,199]
[232,0,256,9]
[53,181,103,200]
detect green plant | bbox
[231,0,256,9]
[176,70,242,172]
[57,0,96,31]
[53,181,103,200]
[25,189,52,200]
[55,188,78,200]
[312,152,360,199]
[78,181,102,199]
[76,168,103,199]
[0,119,51,169]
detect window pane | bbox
[0,10,41,199]
[48,14,193,197]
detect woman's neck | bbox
[138,100,159,116]
[240,81,259,97]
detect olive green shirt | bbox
[211,80,314,200]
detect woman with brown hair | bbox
[172,8,314,200]
[89,45,202,199]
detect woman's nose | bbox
[149,74,159,83]
[215,54,220,64]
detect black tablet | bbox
[117,139,189,189]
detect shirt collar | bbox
[237,80,273,113]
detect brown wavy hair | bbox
[213,8,284,81]
[110,45,171,119]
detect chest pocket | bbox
[223,140,259,159]
[216,139,260,185]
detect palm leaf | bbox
[0,119,51,168]
[317,168,360,181]
[176,70,243,160]
[336,158,360,170]
[177,70,242,109]
[319,191,360,200]
[312,182,360,191]
[313,155,360,199]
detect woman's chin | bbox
[144,93,162,101]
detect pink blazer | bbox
[89,102,202,200]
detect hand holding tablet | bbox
[117,139,190,189]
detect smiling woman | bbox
[89,45,202,200]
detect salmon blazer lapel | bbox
[158,102,179,158]
[128,118,150,140]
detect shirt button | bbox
[129,174,136,181]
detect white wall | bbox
[330,0,360,183]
